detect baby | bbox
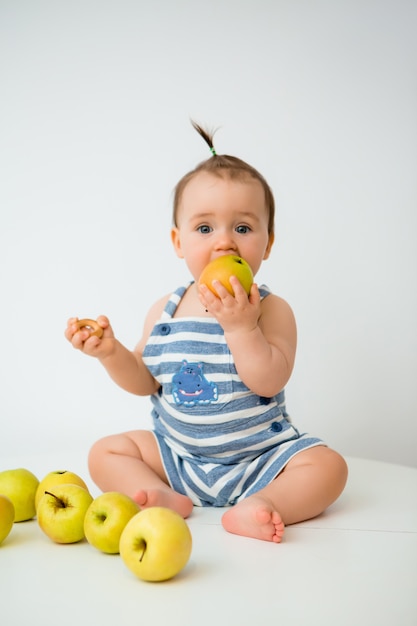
[66,122,348,542]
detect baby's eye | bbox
[197,224,212,234]
[235,224,251,234]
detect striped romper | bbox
[142,283,325,507]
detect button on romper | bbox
[142,283,325,507]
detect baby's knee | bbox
[332,449,348,482]
[87,436,110,477]
[88,432,141,469]
[87,434,120,473]
[323,448,349,494]
[301,446,348,494]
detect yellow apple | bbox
[119,507,192,582]
[0,495,15,545]
[0,468,39,522]
[84,492,140,554]
[37,484,93,544]
[35,470,89,510]
[198,255,253,296]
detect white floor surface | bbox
[1,453,416,626]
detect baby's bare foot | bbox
[133,488,193,518]
[221,495,285,543]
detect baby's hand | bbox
[65,315,114,357]
[198,277,261,333]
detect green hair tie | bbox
[210,147,217,156]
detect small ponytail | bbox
[191,120,218,156]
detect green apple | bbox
[119,507,192,582]
[37,484,93,544]
[0,468,39,522]
[84,492,140,554]
[0,495,15,545]
[35,470,89,510]
[198,254,253,296]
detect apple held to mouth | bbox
[84,492,140,554]
[37,484,93,544]
[35,470,89,510]
[119,507,192,582]
[198,255,253,297]
[0,468,39,522]
[0,495,15,545]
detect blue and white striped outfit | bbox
[142,283,325,507]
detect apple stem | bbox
[44,490,67,509]
[138,540,147,562]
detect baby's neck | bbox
[173,282,212,318]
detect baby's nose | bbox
[214,230,237,251]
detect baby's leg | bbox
[222,446,347,542]
[88,430,194,518]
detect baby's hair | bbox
[191,121,218,156]
[172,120,275,236]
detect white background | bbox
[1,0,416,468]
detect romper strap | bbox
[161,282,193,319]
[258,284,271,300]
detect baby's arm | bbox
[65,297,169,396]
[199,278,296,397]
[100,333,159,396]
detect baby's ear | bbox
[263,232,275,259]
[171,227,184,258]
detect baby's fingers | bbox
[75,318,104,338]
[65,317,80,342]
[70,325,92,350]
[65,317,105,351]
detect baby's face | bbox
[171,171,273,282]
